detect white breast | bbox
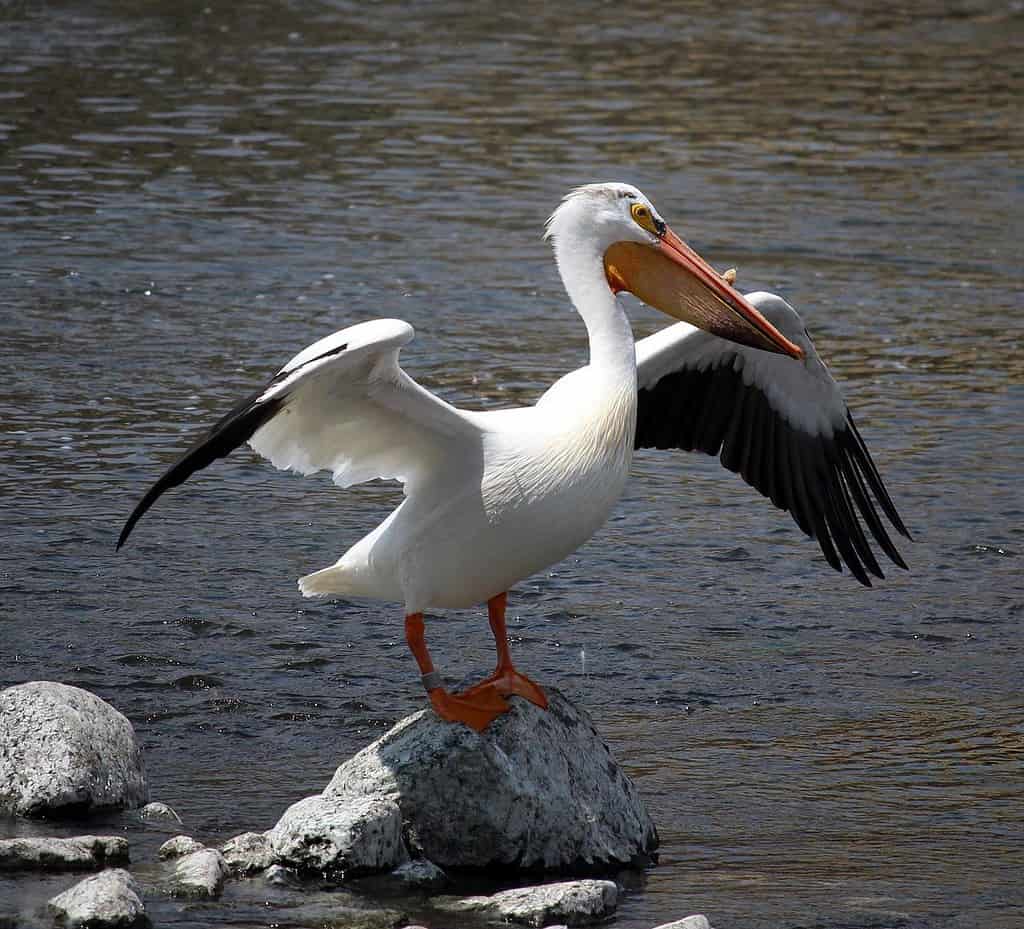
[385,366,637,611]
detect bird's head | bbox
[546,183,804,359]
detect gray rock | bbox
[170,848,228,898]
[269,795,407,875]
[318,909,406,929]
[263,863,299,887]
[435,879,618,927]
[279,901,406,929]
[138,801,182,824]
[324,687,656,871]
[0,836,128,872]
[157,835,204,861]
[47,868,147,928]
[220,830,274,876]
[389,858,447,890]
[0,682,148,817]
[653,917,712,929]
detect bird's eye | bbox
[630,202,658,235]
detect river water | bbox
[1,2,1022,927]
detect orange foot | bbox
[428,686,510,732]
[461,666,549,710]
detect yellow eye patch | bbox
[630,202,659,235]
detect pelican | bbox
[118,182,909,731]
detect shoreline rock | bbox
[0,681,147,818]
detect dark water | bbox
[2,1,1022,927]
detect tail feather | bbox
[298,566,350,599]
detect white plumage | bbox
[119,182,909,728]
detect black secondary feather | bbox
[635,361,910,586]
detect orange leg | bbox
[404,612,508,732]
[460,592,549,710]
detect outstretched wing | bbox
[635,291,910,586]
[118,318,479,548]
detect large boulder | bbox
[47,868,148,928]
[0,682,148,817]
[323,687,657,872]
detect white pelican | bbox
[118,182,909,731]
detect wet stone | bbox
[138,801,182,824]
[0,682,148,817]
[157,835,204,861]
[435,879,618,927]
[220,830,274,876]
[263,863,299,887]
[389,858,447,890]
[0,836,128,873]
[47,868,148,928]
[653,917,713,929]
[169,848,227,898]
[269,795,407,875]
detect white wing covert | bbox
[634,292,910,585]
[118,318,479,548]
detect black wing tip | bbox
[116,516,135,551]
[115,393,286,555]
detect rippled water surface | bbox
[2,2,1022,927]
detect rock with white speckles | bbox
[169,848,228,898]
[0,682,147,817]
[652,916,713,929]
[138,801,181,824]
[389,857,447,890]
[269,795,407,875]
[157,835,204,861]
[0,836,128,872]
[323,687,656,871]
[435,879,618,927]
[220,830,274,876]
[47,868,148,928]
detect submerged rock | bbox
[157,835,204,861]
[47,868,148,928]
[389,858,447,890]
[0,836,128,872]
[0,681,147,817]
[138,801,182,824]
[324,687,656,871]
[653,917,712,929]
[263,863,300,887]
[269,795,407,875]
[436,879,618,927]
[169,848,228,898]
[220,830,274,876]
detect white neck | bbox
[553,234,636,377]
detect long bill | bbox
[603,229,804,359]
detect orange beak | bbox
[603,228,804,359]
